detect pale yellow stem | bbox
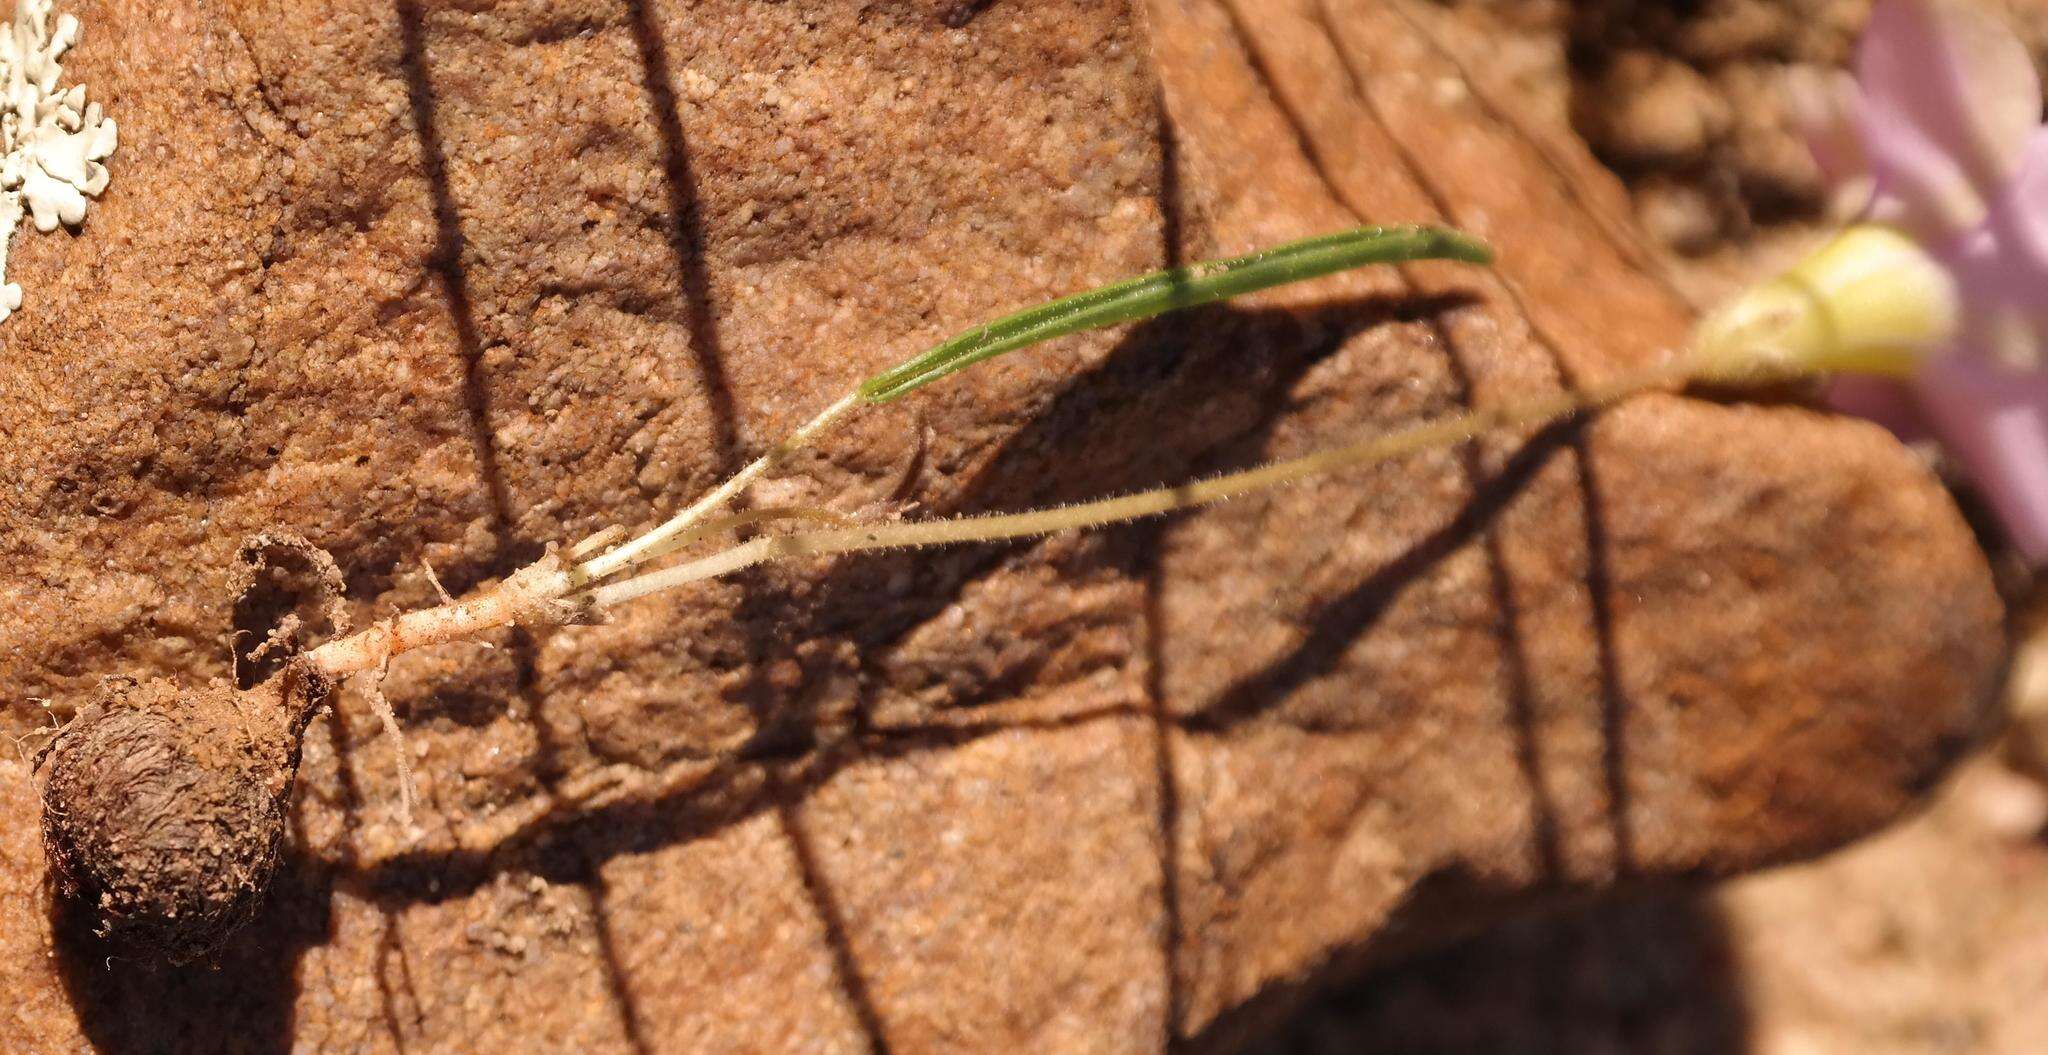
[586,358,1693,610]
[301,569,550,679]
[294,356,1692,685]
[574,394,859,582]
[294,396,859,683]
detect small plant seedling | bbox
[30,194,2001,962]
[24,0,2037,974]
[41,225,1590,962]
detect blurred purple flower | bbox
[1799,0,2048,559]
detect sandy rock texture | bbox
[0,0,2006,1051]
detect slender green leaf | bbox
[857,224,1492,404]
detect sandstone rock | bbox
[1576,51,1731,169]
[0,0,2004,1052]
[1258,754,2048,1055]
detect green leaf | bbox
[857,224,1492,404]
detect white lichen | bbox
[0,0,115,324]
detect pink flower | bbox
[1823,0,2048,556]
[1701,0,2048,560]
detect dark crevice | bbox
[1214,0,1564,875]
[374,913,422,1054]
[1378,0,1698,313]
[1148,99,1190,1045]
[1305,0,1640,875]
[1146,566,1187,1039]
[1486,535,1568,879]
[942,0,997,29]
[397,0,523,570]
[586,873,657,1055]
[622,0,742,481]
[1157,102,1186,272]
[1578,455,1638,873]
[776,792,897,1055]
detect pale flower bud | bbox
[1692,224,1960,383]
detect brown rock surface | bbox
[1257,755,2048,1055]
[0,1,2005,1053]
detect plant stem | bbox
[295,225,1500,683]
[584,357,1694,610]
[301,564,552,678]
[574,225,1490,586]
[573,394,859,582]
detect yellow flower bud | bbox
[1692,224,1959,382]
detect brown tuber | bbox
[36,663,332,963]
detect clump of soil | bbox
[1564,0,1870,252]
[36,668,329,963]
[1447,0,2048,256]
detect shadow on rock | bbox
[49,858,335,1055]
[1254,892,1752,1055]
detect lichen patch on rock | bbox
[0,0,116,324]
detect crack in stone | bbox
[1306,0,1640,873]
[1206,0,1565,869]
[1377,0,1697,313]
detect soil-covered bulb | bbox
[36,671,325,963]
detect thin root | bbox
[6,720,55,769]
[364,662,418,831]
[247,613,304,665]
[421,559,455,606]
